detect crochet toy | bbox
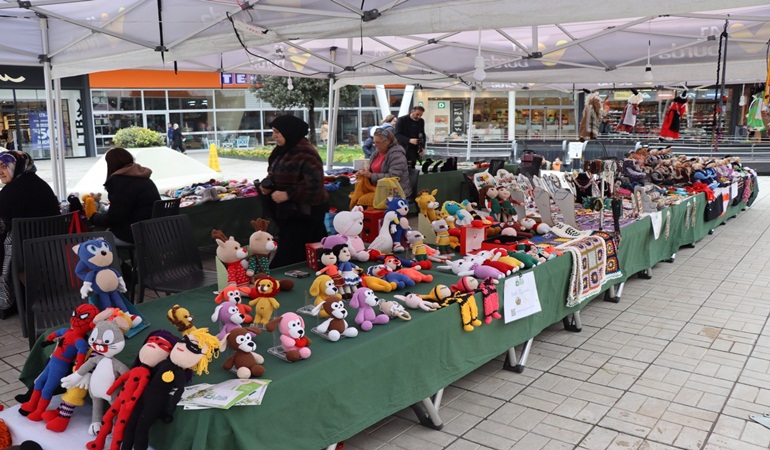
[377,298,412,321]
[265,313,312,361]
[332,206,381,262]
[437,258,505,280]
[246,218,276,278]
[73,239,133,315]
[450,276,479,294]
[467,251,517,276]
[349,288,390,331]
[315,248,345,289]
[220,327,265,378]
[309,274,342,316]
[419,285,454,308]
[415,189,443,221]
[248,275,282,326]
[60,309,131,435]
[86,330,178,450]
[212,230,250,286]
[497,187,521,223]
[361,275,398,293]
[393,293,440,312]
[166,304,197,335]
[367,258,415,289]
[211,302,246,340]
[385,197,411,252]
[214,285,253,324]
[310,297,359,341]
[368,210,398,254]
[333,243,363,299]
[431,218,454,255]
[383,254,433,283]
[477,277,502,324]
[519,217,551,235]
[449,290,483,331]
[19,303,100,421]
[479,185,501,221]
[120,328,219,450]
[81,193,98,219]
[442,201,473,226]
[405,230,429,261]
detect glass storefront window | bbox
[143,91,167,110]
[361,89,377,107]
[168,90,214,110]
[92,90,142,111]
[262,110,302,128]
[170,112,214,133]
[215,90,248,109]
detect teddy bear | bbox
[166,304,197,335]
[265,313,311,361]
[211,302,246,340]
[332,206,381,262]
[310,297,359,341]
[248,275,282,326]
[73,238,130,312]
[349,288,389,331]
[214,285,254,324]
[220,327,265,378]
[246,218,276,278]
[211,229,250,286]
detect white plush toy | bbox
[520,217,551,234]
[332,206,372,262]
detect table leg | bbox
[604,282,624,303]
[638,267,652,280]
[666,253,676,263]
[502,338,534,373]
[410,388,445,430]
[562,312,582,333]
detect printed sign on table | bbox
[503,272,542,323]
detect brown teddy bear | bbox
[220,327,265,378]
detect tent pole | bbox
[376,85,390,120]
[466,86,476,161]
[326,80,339,171]
[39,17,61,199]
[327,77,334,150]
[53,78,67,198]
[399,85,414,117]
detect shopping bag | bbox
[373,177,405,209]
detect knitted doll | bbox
[212,230,250,286]
[385,197,410,252]
[333,244,362,300]
[86,330,179,450]
[19,303,100,421]
[479,186,501,221]
[615,90,644,133]
[246,218,276,278]
[120,328,219,450]
[74,239,132,314]
[477,277,502,324]
[431,219,452,255]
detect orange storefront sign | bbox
[89,70,251,89]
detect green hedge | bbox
[112,126,165,148]
[218,145,364,163]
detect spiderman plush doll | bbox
[19,303,99,421]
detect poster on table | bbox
[503,272,542,323]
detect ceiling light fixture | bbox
[473,29,486,82]
[643,39,653,84]
[287,76,294,91]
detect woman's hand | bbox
[259,185,271,196]
[271,190,289,203]
[357,169,371,179]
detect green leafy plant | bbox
[218,145,364,163]
[112,126,165,148]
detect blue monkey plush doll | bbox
[73,239,138,325]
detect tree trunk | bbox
[307,99,317,145]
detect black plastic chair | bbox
[23,231,119,349]
[131,215,217,304]
[11,213,85,338]
[151,198,181,218]
[488,158,506,176]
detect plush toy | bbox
[393,293,440,312]
[246,218,276,278]
[477,277,502,324]
[248,275,282,326]
[311,297,359,341]
[86,330,178,450]
[377,298,412,321]
[212,230,250,286]
[349,288,389,331]
[496,187,521,223]
[368,210,398,254]
[442,201,473,226]
[20,303,100,421]
[405,230,429,261]
[120,328,219,450]
[211,303,246,340]
[315,248,345,289]
[450,276,479,294]
[214,285,253,324]
[519,217,551,235]
[73,239,133,316]
[60,309,131,435]
[332,206,381,262]
[431,219,453,255]
[333,243,363,299]
[419,285,454,306]
[220,327,265,378]
[265,313,311,361]
[368,257,415,289]
[166,304,197,335]
[467,251,517,276]
[81,193,98,219]
[360,275,398,293]
[479,186,501,221]
[415,189,443,221]
[449,290,483,331]
[385,254,433,283]
[385,197,411,252]
[437,258,505,280]
[309,274,341,316]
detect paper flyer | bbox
[503,272,542,323]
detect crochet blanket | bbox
[557,235,607,307]
[592,231,622,283]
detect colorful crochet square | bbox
[558,235,607,307]
[592,230,622,283]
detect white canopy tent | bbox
[1,0,769,192]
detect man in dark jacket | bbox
[394,106,425,168]
[90,148,160,244]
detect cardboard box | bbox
[305,242,324,271]
[361,209,386,244]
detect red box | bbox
[361,209,386,244]
[480,235,530,252]
[305,242,324,271]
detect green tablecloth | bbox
[20,187,751,450]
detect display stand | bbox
[502,338,534,373]
[551,189,577,228]
[533,187,554,226]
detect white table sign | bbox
[503,272,542,323]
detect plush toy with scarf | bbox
[246,218,276,277]
[212,229,250,286]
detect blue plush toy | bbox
[385,197,410,252]
[73,238,130,312]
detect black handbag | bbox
[703,197,723,222]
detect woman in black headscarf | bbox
[0,150,60,318]
[90,147,160,244]
[259,115,328,268]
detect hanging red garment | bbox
[660,102,687,139]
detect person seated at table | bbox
[349,127,411,209]
[259,115,328,269]
[0,150,60,320]
[90,147,160,245]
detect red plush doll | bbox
[19,303,100,421]
[477,277,502,324]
